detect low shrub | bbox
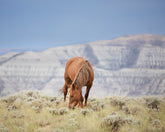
[80,109,91,116]
[49,108,59,115]
[4,95,17,104]
[100,115,133,132]
[50,97,57,102]
[89,100,105,111]
[13,98,23,109]
[54,100,60,106]
[121,106,130,114]
[7,105,16,111]
[90,103,101,111]
[152,119,161,128]
[32,106,42,113]
[145,97,161,110]
[58,107,68,115]
[26,91,41,99]
[68,118,79,127]
[110,98,126,109]
[49,107,68,115]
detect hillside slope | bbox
[0,34,165,96]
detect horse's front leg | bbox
[84,84,92,107]
[78,95,84,108]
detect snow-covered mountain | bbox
[1,34,165,97]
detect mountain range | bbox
[0,34,165,97]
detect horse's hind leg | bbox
[63,82,68,101]
[84,84,92,107]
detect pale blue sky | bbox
[0,0,165,50]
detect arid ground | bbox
[0,91,165,132]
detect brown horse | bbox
[61,57,94,109]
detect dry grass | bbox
[0,91,165,132]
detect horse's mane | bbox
[72,60,90,87]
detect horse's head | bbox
[69,83,83,109]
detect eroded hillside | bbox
[0,34,165,96]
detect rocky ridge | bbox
[0,34,165,97]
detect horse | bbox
[61,57,94,109]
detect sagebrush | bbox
[0,91,165,132]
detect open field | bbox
[0,91,165,132]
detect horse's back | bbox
[64,57,86,81]
[87,60,94,84]
[64,57,94,83]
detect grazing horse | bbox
[61,57,94,109]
